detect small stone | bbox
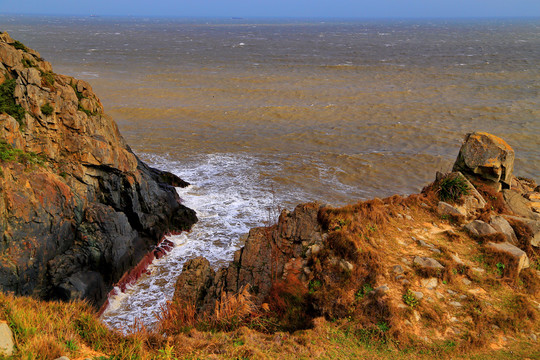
[447,289,457,295]
[459,295,467,300]
[396,213,403,219]
[401,279,410,285]
[376,285,390,293]
[529,333,537,341]
[310,244,321,255]
[393,265,404,274]
[395,274,405,280]
[54,357,70,360]
[414,256,444,269]
[405,215,413,221]
[413,311,421,321]
[0,322,14,356]
[401,257,412,266]
[461,278,472,286]
[468,288,487,296]
[435,291,444,299]
[449,316,459,322]
[412,291,424,300]
[340,259,354,272]
[404,320,412,326]
[429,247,442,254]
[450,253,465,265]
[472,267,485,274]
[421,278,438,290]
[449,301,463,307]
[303,267,311,275]
[491,325,500,330]
[438,201,467,217]
[464,220,497,237]
[398,304,409,309]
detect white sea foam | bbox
[100,153,285,331]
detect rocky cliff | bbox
[0,32,197,306]
[172,132,540,345]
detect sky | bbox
[1,0,540,18]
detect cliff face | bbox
[0,32,197,306]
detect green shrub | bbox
[41,103,54,116]
[437,174,469,203]
[0,78,26,126]
[12,40,28,52]
[70,82,84,100]
[0,141,46,166]
[402,289,419,308]
[40,71,55,87]
[22,58,35,68]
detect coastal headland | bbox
[0,34,539,359]
[0,32,197,307]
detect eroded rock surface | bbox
[453,132,514,190]
[0,33,197,306]
[173,203,323,311]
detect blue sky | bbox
[2,0,540,18]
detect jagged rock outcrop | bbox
[173,203,323,311]
[452,132,514,190]
[0,33,197,305]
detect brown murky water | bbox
[3,16,539,329]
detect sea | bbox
[1,15,539,331]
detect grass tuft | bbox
[437,173,469,203]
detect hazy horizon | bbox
[2,0,540,19]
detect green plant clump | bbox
[70,82,84,100]
[355,283,374,300]
[12,40,28,52]
[40,71,55,87]
[402,289,419,308]
[41,103,54,116]
[0,78,25,126]
[22,58,35,68]
[437,174,470,203]
[0,141,46,166]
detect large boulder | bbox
[452,132,515,191]
[0,33,197,306]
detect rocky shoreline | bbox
[0,32,539,358]
[170,131,540,343]
[0,32,197,307]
